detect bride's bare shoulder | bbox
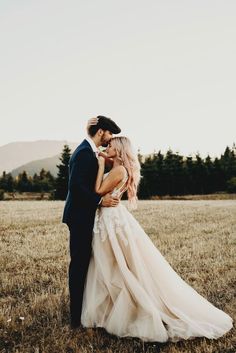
[108,165,127,180]
[109,165,127,179]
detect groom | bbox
[62,115,121,328]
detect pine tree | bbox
[213,157,224,192]
[137,149,143,164]
[6,173,14,192]
[54,144,71,200]
[39,168,47,180]
[153,151,164,196]
[45,171,55,191]
[17,171,32,192]
[32,173,41,192]
[184,156,194,194]
[193,153,206,194]
[204,155,214,193]
[0,171,7,190]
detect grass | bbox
[0,200,235,353]
[151,193,236,200]
[3,192,51,201]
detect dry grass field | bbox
[0,200,235,353]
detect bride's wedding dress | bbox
[81,172,233,342]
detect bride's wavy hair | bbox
[110,136,141,209]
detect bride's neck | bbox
[113,157,122,168]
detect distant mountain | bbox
[0,140,78,174]
[10,152,153,177]
[11,154,60,177]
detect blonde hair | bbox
[111,136,141,209]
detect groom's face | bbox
[100,130,113,147]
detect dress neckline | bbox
[103,168,128,198]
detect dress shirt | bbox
[85,136,99,158]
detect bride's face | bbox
[106,141,117,158]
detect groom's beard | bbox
[100,136,110,148]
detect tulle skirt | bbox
[81,203,233,342]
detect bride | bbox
[81,136,233,342]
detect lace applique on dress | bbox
[94,208,130,246]
[93,169,129,245]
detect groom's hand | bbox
[101,193,119,207]
[86,117,99,133]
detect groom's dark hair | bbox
[88,115,121,137]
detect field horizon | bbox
[2,192,236,202]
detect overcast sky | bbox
[1,0,235,157]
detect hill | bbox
[0,140,77,174]
[11,154,60,177]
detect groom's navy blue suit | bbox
[62,139,101,326]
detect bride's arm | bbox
[95,157,126,196]
[95,157,106,194]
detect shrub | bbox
[0,189,5,200]
[226,177,236,193]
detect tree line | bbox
[0,169,55,193]
[0,145,71,200]
[138,144,236,198]
[0,143,236,200]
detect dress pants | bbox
[68,221,94,326]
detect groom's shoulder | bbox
[75,139,92,153]
[71,139,93,162]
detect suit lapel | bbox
[83,139,99,162]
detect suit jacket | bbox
[62,139,101,227]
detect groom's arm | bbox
[69,149,101,207]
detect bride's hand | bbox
[98,156,105,168]
[99,151,114,167]
[86,117,99,133]
[98,151,108,159]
